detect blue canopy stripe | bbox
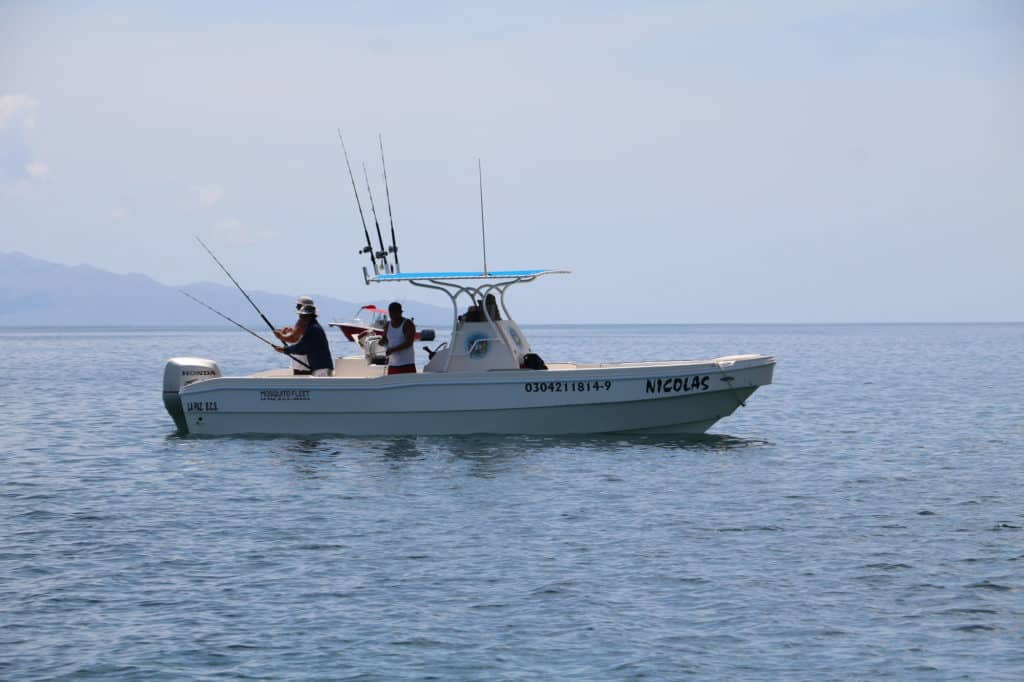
[371,269,564,281]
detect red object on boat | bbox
[329,305,427,342]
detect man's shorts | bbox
[387,364,416,375]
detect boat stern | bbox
[162,357,221,433]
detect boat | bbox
[163,268,775,436]
[329,304,388,341]
[166,142,773,436]
[328,304,432,344]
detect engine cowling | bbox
[163,357,221,432]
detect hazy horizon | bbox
[3,249,1022,326]
[3,2,1021,324]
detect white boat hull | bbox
[171,355,774,436]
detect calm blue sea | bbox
[1,324,1022,680]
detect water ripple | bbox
[2,324,1023,679]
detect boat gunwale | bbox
[179,355,775,395]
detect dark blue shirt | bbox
[284,318,334,373]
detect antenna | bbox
[478,158,488,276]
[379,134,400,273]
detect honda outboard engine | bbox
[163,357,221,432]
[359,334,388,365]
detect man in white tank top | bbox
[382,301,417,375]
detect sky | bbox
[2,0,1022,323]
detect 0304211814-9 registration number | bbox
[524,380,612,393]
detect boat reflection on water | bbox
[211,432,771,484]
[437,432,769,458]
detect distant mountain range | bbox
[0,251,450,326]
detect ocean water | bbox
[1,323,1022,680]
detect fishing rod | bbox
[378,133,400,272]
[179,290,311,369]
[195,236,277,334]
[337,130,378,275]
[362,161,390,273]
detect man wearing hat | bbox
[273,300,334,377]
[275,296,315,375]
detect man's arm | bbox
[276,318,308,343]
[395,319,416,351]
[279,334,309,356]
[275,326,301,343]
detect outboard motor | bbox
[359,334,388,365]
[163,357,221,432]
[362,330,435,365]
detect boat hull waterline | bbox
[169,355,774,436]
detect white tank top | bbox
[386,320,415,366]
